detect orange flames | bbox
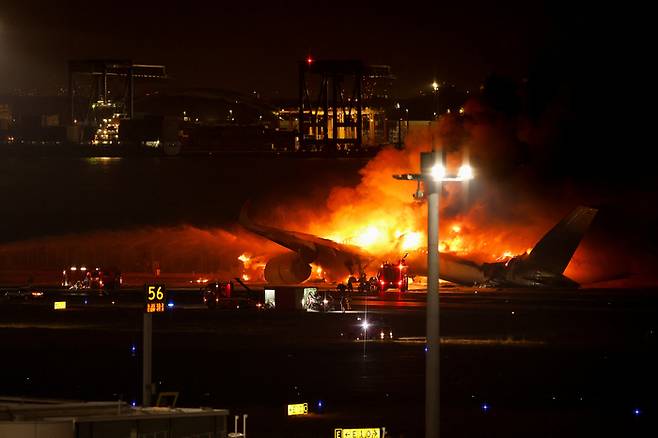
[234,110,620,281]
[55,111,579,284]
[237,252,267,282]
[238,253,252,267]
[270,113,584,280]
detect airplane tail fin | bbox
[527,206,598,274]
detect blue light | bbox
[167,302,174,308]
[131,401,136,407]
[633,408,641,416]
[84,299,88,305]
[130,344,136,355]
[424,345,429,353]
[481,403,489,412]
[317,400,323,408]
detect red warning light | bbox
[306,56,313,65]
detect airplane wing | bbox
[239,203,371,278]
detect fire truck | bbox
[377,256,409,293]
[62,266,122,292]
[202,280,233,309]
[202,280,263,310]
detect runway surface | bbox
[1,286,656,437]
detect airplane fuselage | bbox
[408,252,580,289]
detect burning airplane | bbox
[240,203,597,288]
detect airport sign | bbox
[53,301,67,310]
[145,284,167,313]
[287,402,308,416]
[334,428,382,438]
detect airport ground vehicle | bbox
[62,266,122,292]
[377,258,409,293]
[0,288,45,302]
[101,268,122,290]
[202,280,263,310]
[202,280,232,309]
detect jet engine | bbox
[264,252,312,284]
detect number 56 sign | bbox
[145,284,167,313]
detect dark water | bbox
[0,155,367,243]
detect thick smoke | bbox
[0,226,283,284]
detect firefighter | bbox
[341,292,351,311]
[369,277,379,293]
[336,283,348,311]
[358,271,368,293]
[336,283,351,312]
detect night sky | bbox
[0,1,653,180]
[2,1,641,98]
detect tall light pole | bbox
[394,152,474,438]
[422,152,440,438]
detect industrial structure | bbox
[293,59,396,152]
[0,57,470,154]
[68,60,166,145]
